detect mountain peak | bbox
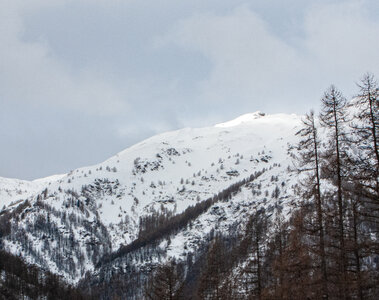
[214,111,266,128]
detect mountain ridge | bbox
[0,111,302,291]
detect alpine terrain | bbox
[1,77,378,299]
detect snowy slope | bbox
[0,111,302,283]
[0,175,64,209]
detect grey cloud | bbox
[1,0,378,179]
[0,1,128,116]
[159,2,379,118]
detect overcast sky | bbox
[1,0,379,180]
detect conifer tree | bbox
[276,209,313,300]
[145,260,182,300]
[319,85,349,299]
[197,236,226,299]
[295,110,328,298]
[241,209,270,300]
[353,73,379,201]
[348,73,379,298]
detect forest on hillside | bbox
[0,250,87,300]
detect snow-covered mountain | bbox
[0,111,302,287]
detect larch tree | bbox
[243,209,270,300]
[197,236,227,300]
[319,85,349,299]
[145,260,183,300]
[294,110,328,299]
[354,73,379,197]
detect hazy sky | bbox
[1,0,379,180]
